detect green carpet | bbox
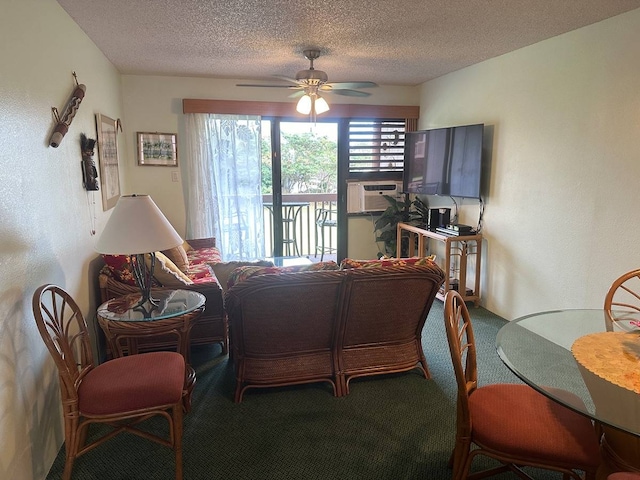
[45,302,567,479]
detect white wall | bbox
[0,2,126,479]
[419,8,640,320]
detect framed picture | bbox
[96,113,121,211]
[137,132,178,166]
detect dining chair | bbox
[602,270,640,474]
[443,290,601,480]
[604,268,640,326]
[32,284,186,480]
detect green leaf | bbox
[373,193,430,256]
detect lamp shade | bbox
[95,194,182,254]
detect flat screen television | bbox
[403,123,484,199]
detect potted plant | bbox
[374,195,429,257]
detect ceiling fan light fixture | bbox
[315,95,330,114]
[296,94,312,115]
[236,49,377,111]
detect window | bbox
[183,98,417,180]
[347,119,406,178]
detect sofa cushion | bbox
[162,245,189,272]
[102,253,194,287]
[211,260,275,292]
[340,256,436,270]
[187,246,222,266]
[227,261,339,290]
[183,262,217,285]
[101,254,137,286]
[149,252,193,286]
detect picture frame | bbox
[96,113,121,211]
[137,132,178,166]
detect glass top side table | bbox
[97,289,205,322]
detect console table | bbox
[396,223,482,306]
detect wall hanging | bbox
[96,114,122,210]
[80,133,99,191]
[49,72,86,148]
[137,132,178,166]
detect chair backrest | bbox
[443,290,478,432]
[32,285,95,403]
[339,266,444,349]
[604,268,640,327]
[225,271,344,357]
[316,207,337,225]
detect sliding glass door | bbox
[261,120,338,259]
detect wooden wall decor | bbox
[96,114,121,210]
[80,133,99,191]
[49,72,86,148]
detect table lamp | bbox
[95,194,183,311]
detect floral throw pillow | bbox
[102,254,137,285]
[187,246,222,266]
[340,256,436,270]
[103,253,193,287]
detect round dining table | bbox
[496,309,640,478]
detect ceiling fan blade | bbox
[288,90,306,98]
[272,75,304,85]
[326,81,378,89]
[327,88,372,97]
[236,83,300,89]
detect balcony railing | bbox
[262,194,337,258]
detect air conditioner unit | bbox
[347,180,403,213]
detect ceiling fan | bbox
[236,49,377,119]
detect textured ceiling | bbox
[57,0,640,86]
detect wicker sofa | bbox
[98,237,229,356]
[224,260,445,402]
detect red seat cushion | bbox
[78,352,185,416]
[469,383,601,469]
[608,474,640,480]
